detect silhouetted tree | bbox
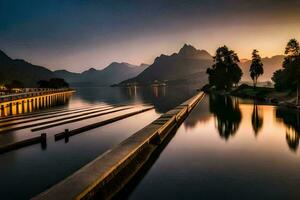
[37,80,50,88]
[37,78,69,89]
[251,103,263,136]
[207,46,242,90]
[250,49,264,87]
[209,94,242,140]
[4,80,24,91]
[286,58,300,105]
[272,69,289,91]
[286,127,300,152]
[284,38,300,65]
[276,108,300,152]
[272,38,300,104]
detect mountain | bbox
[54,62,149,86]
[0,49,148,87]
[52,70,81,84]
[239,55,284,81]
[0,50,54,87]
[0,47,284,88]
[120,44,213,86]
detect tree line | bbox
[1,78,69,91]
[206,38,300,104]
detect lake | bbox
[124,94,300,200]
[0,85,197,199]
[0,86,299,199]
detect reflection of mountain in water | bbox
[252,104,263,136]
[184,96,211,128]
[276,108,300,152]
[209,94,242,140]
[73,85,199,113]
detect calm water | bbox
[1,87,299,199]
[125,94,300,200]
[0,85,197,199]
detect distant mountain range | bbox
[0,49,148,87]
[54,63,148,86]
[0,46,285,88]
[120,44,213,86]
[120,45,285,85]
[239,55,284,81]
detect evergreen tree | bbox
[251,103,263,136]
[249,49,264,87]
[284,38,300,65]
[206,46,242,90]
[272,38,300,104]
[4,80,24,91]
[37,78,69,89]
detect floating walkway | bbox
[33,92,205,200]
[0,104,154,154]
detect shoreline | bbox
[202,85,300,111]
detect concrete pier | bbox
[33,92,205,200]
[0,89,75,117]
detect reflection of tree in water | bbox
[276,108,300,152]
[184,96,211,128]
[286,127,299,152]
[209,94,242,140]
[251,103,263,136]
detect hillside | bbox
[0,47,284,88]
[120,44,213,86]
[0,49,148,87]
[0,50,54,87]
[54,63,149,86]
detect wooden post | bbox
[64,129,69,143]
[297,85,299,106]
[0,105,5,117]
[41,133,47,150]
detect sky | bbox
[1,0,300,72]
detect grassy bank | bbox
[203,84,299,109]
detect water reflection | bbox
[0,95,71,117]
[127,95,300,200]
[73,85,198,113]
[209,94,242,140]
[184,96,211,128]
[276,108,300,152]
[251,103,263,136]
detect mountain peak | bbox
[178,44,198,55]
[140,63,149,67]
[0,49,12,61]
[178,44,212,59]
[82,67,98,74]
[88,67,97,71]
[107,62,126,68]
[110,61,121,65]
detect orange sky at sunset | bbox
[1,0,300,72]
